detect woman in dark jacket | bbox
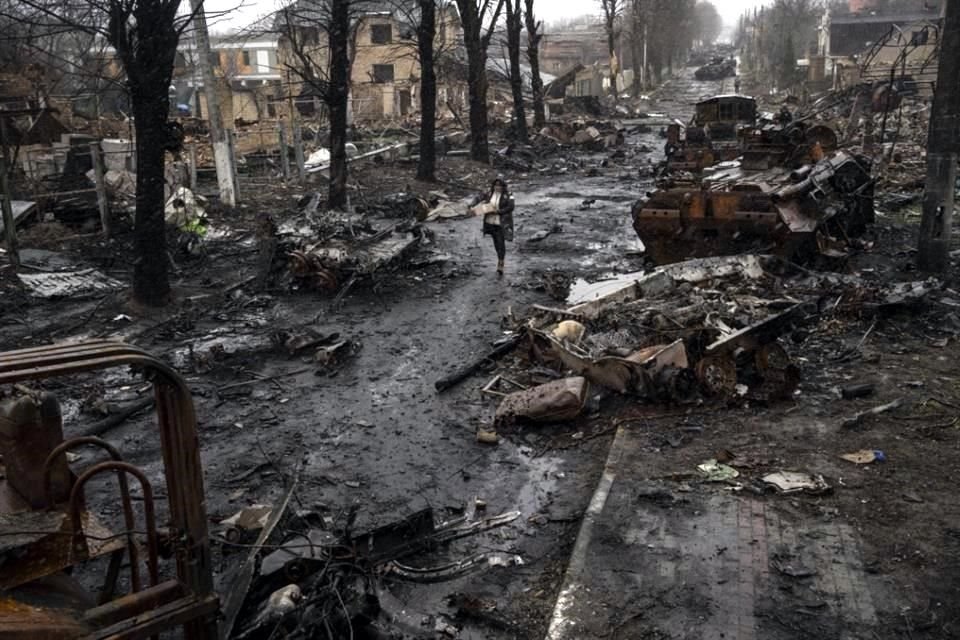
[474,177,514,275]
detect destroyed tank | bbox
[632,150,875,265]
[694,57,736,80]
[664,95,839,175]
[665,95,758,172]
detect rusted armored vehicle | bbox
[633,150,875,265]
[665,95,758,172]
[694,56,736,80]
[665,95,839,174]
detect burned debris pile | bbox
[436,254,944,443]
[217,496,521,640]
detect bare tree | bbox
[417,0,437,181]
[693,1,722,47]
[736,0,824,90]
[3,0,194,305]
[626,0,645,95]
[274,0,366,209]
[327,0,351,209]
[504,0,527,142]
[629,0,697,86]
[455,0,505,163]
[917,0,959,271]
[599,0,622,96]
[523,0,545,129]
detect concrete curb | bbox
[544,425,628,640]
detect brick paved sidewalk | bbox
[545,427,885,640]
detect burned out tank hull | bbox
[633,151,874,266]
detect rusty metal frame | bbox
[68,461,161,590]
[44,437,146,597]
[0,340,218,639]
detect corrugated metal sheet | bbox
[18,269,124,299]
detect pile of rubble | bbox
[255,192,439,296]
[434,254,942,442]
[217,497,521,639]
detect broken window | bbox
[371,24,392,44]
[373,64,395,83]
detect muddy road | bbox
[5,65,960,640]
[0,72,731,639]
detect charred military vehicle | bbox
[665,95,759,172]
[632,150,875,265]
[694,56,736,80]
[664,95,840,174]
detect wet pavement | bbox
[8,70,847,638]
[545,423,889,640]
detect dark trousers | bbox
[484,223,506,260]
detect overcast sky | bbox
[204,0,771,35]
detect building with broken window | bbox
[172,36,284,124]
[273,0,466,123]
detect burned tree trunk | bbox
[417,0,437,181]
[505,0,527,143]
[629,0,644,96]
[130,95,172,305]
[917,0,960,272]
[327,0,351,209]
[523,0,546,130]
[111,2,184,306]
[455,0,505,164]
[465,39,490,162]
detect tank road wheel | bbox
[695,355,738,396]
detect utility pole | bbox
[642,22,648,89]
[917,0,960,272]
[189,0,237,206]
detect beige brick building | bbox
[276,1,466,123]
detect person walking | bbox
[472,177,515,276]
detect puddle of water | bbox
[513,453,564,516]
